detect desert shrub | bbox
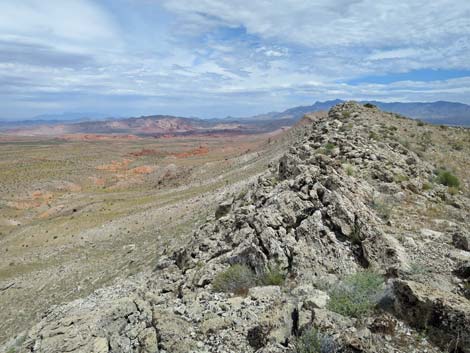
[325,143,335,152]
[393,174,409,183]
[294,327,338,353]
[343,163,355,176]
[417,120,425,126]
[259,265,285,286]
[212,264,257,294]
[422,182,433,191]
[371,199,392,221]
[237,189,248,200]
[368,131,380,140]
[435,169,460,188]
[349,222,363,245]
[363,103,376,109]
[419,131,433,149]
[400,139,411,149]
[318,143,336,156]
[327,271,384,318]
[213,264,285,294]
[342,111,351,118]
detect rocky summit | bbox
[3,102,470,353]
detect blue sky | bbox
[0,0,469,120]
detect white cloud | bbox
[0,0,120,52]
[367,48,420,61]
[1,0,470,119]
[162,1,469,47]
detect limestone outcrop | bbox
[3,102,469,353]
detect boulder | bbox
[393,280,470,353]
[452,231,469,251]
[215,198,234,219]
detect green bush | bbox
[422,182,433,191]
[363,103,376,109]
[369,131,380,140]
[325,143,335,152]
[435,170,460,188]
[212,264,257,294]
[317,143,336,156]
[259,265,285,286]
[371,199,392,221]
[343,163,355,176]
[213,264,285,294]
[294,327,338,353]
[393,174,409,183]
[417,120,425,126]
[327,271,384,318]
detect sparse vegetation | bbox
[435,169,460,188]
[212,264,258,295]
[343,163,355,176]
[417,120,425,126]
[327,271,384,318]
[371,198,392,221]
[259,265,285,286]
[408,262,430,280]
[342,111,351,118]
[369,131,380,140]
[452,142,464,151]
[350,222,364,245]
[394,173,409,183]
[325,143,335,153]
[419,131,433,150]
[422,182,433,191]
[212,263,286,294]
[317,143,336,155]
[294,327,338,353]
[364,103,376,109]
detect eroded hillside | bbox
[0,130,292,345]
[2,102,470,353]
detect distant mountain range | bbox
[0,114,295,137]
[1,100,469,136]
[254,99,470,126]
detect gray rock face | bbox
[3,102,468,353]
[18,286,158,353]
[393,280,470,353]
[453,231,470,251]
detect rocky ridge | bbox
[3,102,469,353]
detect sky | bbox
[0,0,470,120]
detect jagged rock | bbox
[452,231,469,251]
[246,325,270,349]
[15,290,157,353]
[292,285,329,309]
[4,101,468,353]
[393,280,470,353]
[93,337,109,353]
[454,261,470,279]
[368,313,397,335]
[215,198,234,219]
